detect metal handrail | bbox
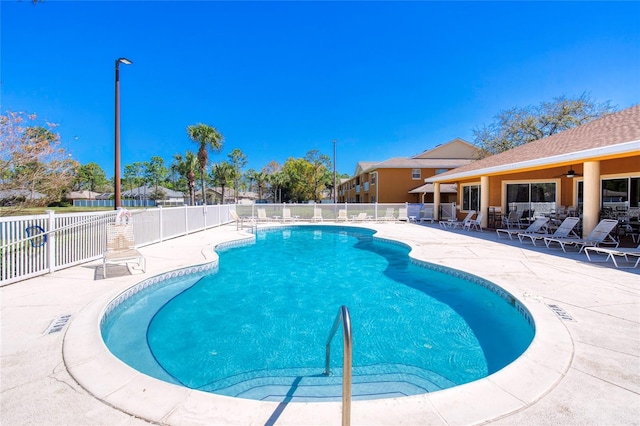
[324,305,352,426]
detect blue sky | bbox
[2,1,639,179]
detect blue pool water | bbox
[102,226,534,402]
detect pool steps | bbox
[198,364,457,402]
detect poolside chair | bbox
[282,207,294,222]
[311,208,323,222]
[464,213,484,231]
[257,208,268,223]
[380,208,396,222]
[336,209,348,222]
[496,216,549,240]
[544,219,619,253]
[103,222,146,279]
[584,243,640,269]
[419,207,434,224]
[518,216,580,246]
[353,212,370,222]
[501,210,524,229]
[398,208,409,222]
[230,210,256,229]
[440,210,475,229]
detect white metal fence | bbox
[0,202,453,286]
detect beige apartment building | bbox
[338,138,479,203]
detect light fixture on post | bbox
[114,57,133,210]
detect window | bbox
[412,169,421,180]
[462,185,480,212]
[435,168,448,175]
[371,172,377,185]
[506,182,556,215]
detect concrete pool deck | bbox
[1,222,638,425]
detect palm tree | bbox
[186,123,223,204]
[211,161,236,204]
[172,152,199,206]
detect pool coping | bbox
[61,223,577,425]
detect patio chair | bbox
[496,217,549,240]
[419,207,434,224]
[353,212,370,222]
[336,209,348,222]
[440,210,475,229]
[544,219,619,253]
[379,208,396,222]
[584,243,640,269]
[464,213,484,231]
[257,208,269,223]
[398,208,409,222]
[518,216,580,246]
[103,222,146,279]
[230,210,256,229]
[311,208,323,222]
[501,210,524,229]
[282,207,294,222]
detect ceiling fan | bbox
[558,166,582,178]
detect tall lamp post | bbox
[114,57,132,210]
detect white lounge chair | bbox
[544,219,619,253]
[398,208,409,222]
[311,208,323,222]
[103,222,146,278]
[419,207,434,224]
[257,208,269,223]
[518,216,580,246]
[282,208,294,222]
[231,210,256,229]
[464,213,484,231]
[336,209,348,222]
[380,208,396,222]
[353,212,370,222]
[440,210,475,229]
[584,243,640,269]
[497,217,549,240]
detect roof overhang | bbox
[408,183,458,194]
[426,140,640,183]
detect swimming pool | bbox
[101,225,534,402]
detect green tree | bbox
[304,149,332,202]
[227,148,247,202]
[269,170,289,204]
[254,171,269,201]
[187,123,223,205]
[211,161,236,204]
[0,111,77,211]
[474,93,616,157]
[282,157,315,202]
[172,151,199,206]
[74,162,107,193]
[124,162,144,198]
[143,156,168,198]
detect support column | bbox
[480,176,489,229]
[434,182,441,221]
[582,161,600,237]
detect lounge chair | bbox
[496,217,549,240]
[398,208,409,222]
[231,210,256,229]
[440,210,475,229]
[584,243,640,269]
[257,208,268,223]
[464,213,484,231]
[544,219,619,253]
[282,208,294,222]
[419,208,434,224]
[518,216,580,246]
[311,208,323,222]
[380,208,396,222]
[336,209,348,222]
[103,222,146,279]
[353,212,370,222]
